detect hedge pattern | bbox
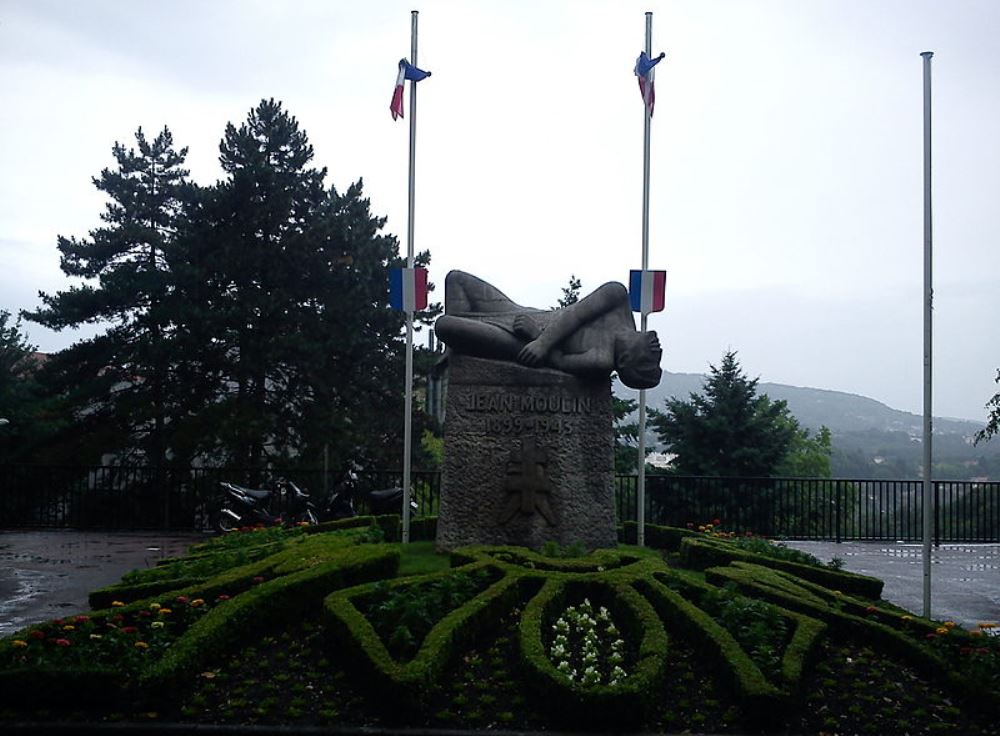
[3,518,993,727]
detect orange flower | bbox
[111,601,125,607]
[134,641,149,649]
[12,640,27,648]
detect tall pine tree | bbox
[179,99,438,470]
[25,127,190,464]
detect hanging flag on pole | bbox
[389,266,429,311]
[390,58,432,120]
[629,269,667,315]
[634,50,666,115]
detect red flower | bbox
[139,610,152,617]
[712,518,722,526]
[865,606,877,614]
[54,638,71,647]
[29,630,45,640]
[925,633,937,639]
[216,594,230,602]
[74,615,90,623]
[52,618,64,626]
[112,614,125,622]
[686,522,694,529]
[122,626,138,634]
[175,596,189,605]
[252,576,265,584]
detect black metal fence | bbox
[616,476,1000,543]
[1,465,998,542]
[0,465,440,531]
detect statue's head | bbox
[615,330,663,389]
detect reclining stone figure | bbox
[435,270,662,390]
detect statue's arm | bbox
[547,347,613,376]
[517,282,628,367]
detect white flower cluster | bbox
[548,597,629,687]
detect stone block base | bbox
[436,354,617,552]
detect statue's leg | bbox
[445,270,522,314]
[435,315,523,360]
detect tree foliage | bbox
[649,351,804,477]
[25,127,190,465]
[557,274,582,308]
[20,100,439,472]
[974,369,1000,446]
[0,312,61,462]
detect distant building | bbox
[646,451,676,470]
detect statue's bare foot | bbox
[513,314,541,340]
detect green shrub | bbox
[680,537,884,599]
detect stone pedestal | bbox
[436,354,617,552]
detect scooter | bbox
[217,478,319,532]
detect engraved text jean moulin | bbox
[459,391,591,435]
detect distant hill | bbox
[626,371,1000,480]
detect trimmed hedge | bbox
[0,529,399,708]
[449,544,651,572]
[89,577,208,609]
[680,536,884,599]
[619,520,699,551]
[323,560,531,703]
[703,561,1000,712]
[648,568,826,692]
[142,541,399,690]
[518,577,669,729]
[634,575,785,726]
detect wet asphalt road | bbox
[0,529,209,636]
[1,530,998,636]
[785,540,1000,628]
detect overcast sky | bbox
[1,0,998,423]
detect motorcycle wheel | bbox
[218,511,238,533]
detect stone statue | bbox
[435,270,662,389]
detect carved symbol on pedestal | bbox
[498,437,557,526]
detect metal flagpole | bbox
[401,9,420,544]
[921,50,934,617]
[636,12,653,547]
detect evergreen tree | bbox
[24,127,190,464]
[648,351,799,477]
[0,311,61,462]
[974,369,1000,446]
[175,99,439,470]
[612,384,640,473]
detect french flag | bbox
[389,267,428,311]
[634,50,666,116]
[629,270,666,315]
[390,58,432,121]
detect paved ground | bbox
[0,529,209,636]
[785,540,1000,628]
[2,530,998,637]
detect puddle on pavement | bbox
[0,569,50,637]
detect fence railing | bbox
[616,476,1000,543]
[1,465,998,542]
[0,465,439,531]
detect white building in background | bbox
[646,451,676,470]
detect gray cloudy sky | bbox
[1,0,998,422]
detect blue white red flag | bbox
[634,51,666,116]
[390,58,432,120]
[389,267,428,311]
[629,269,666,315]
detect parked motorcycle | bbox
[216,478,318,532]
[321,468,419,521]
